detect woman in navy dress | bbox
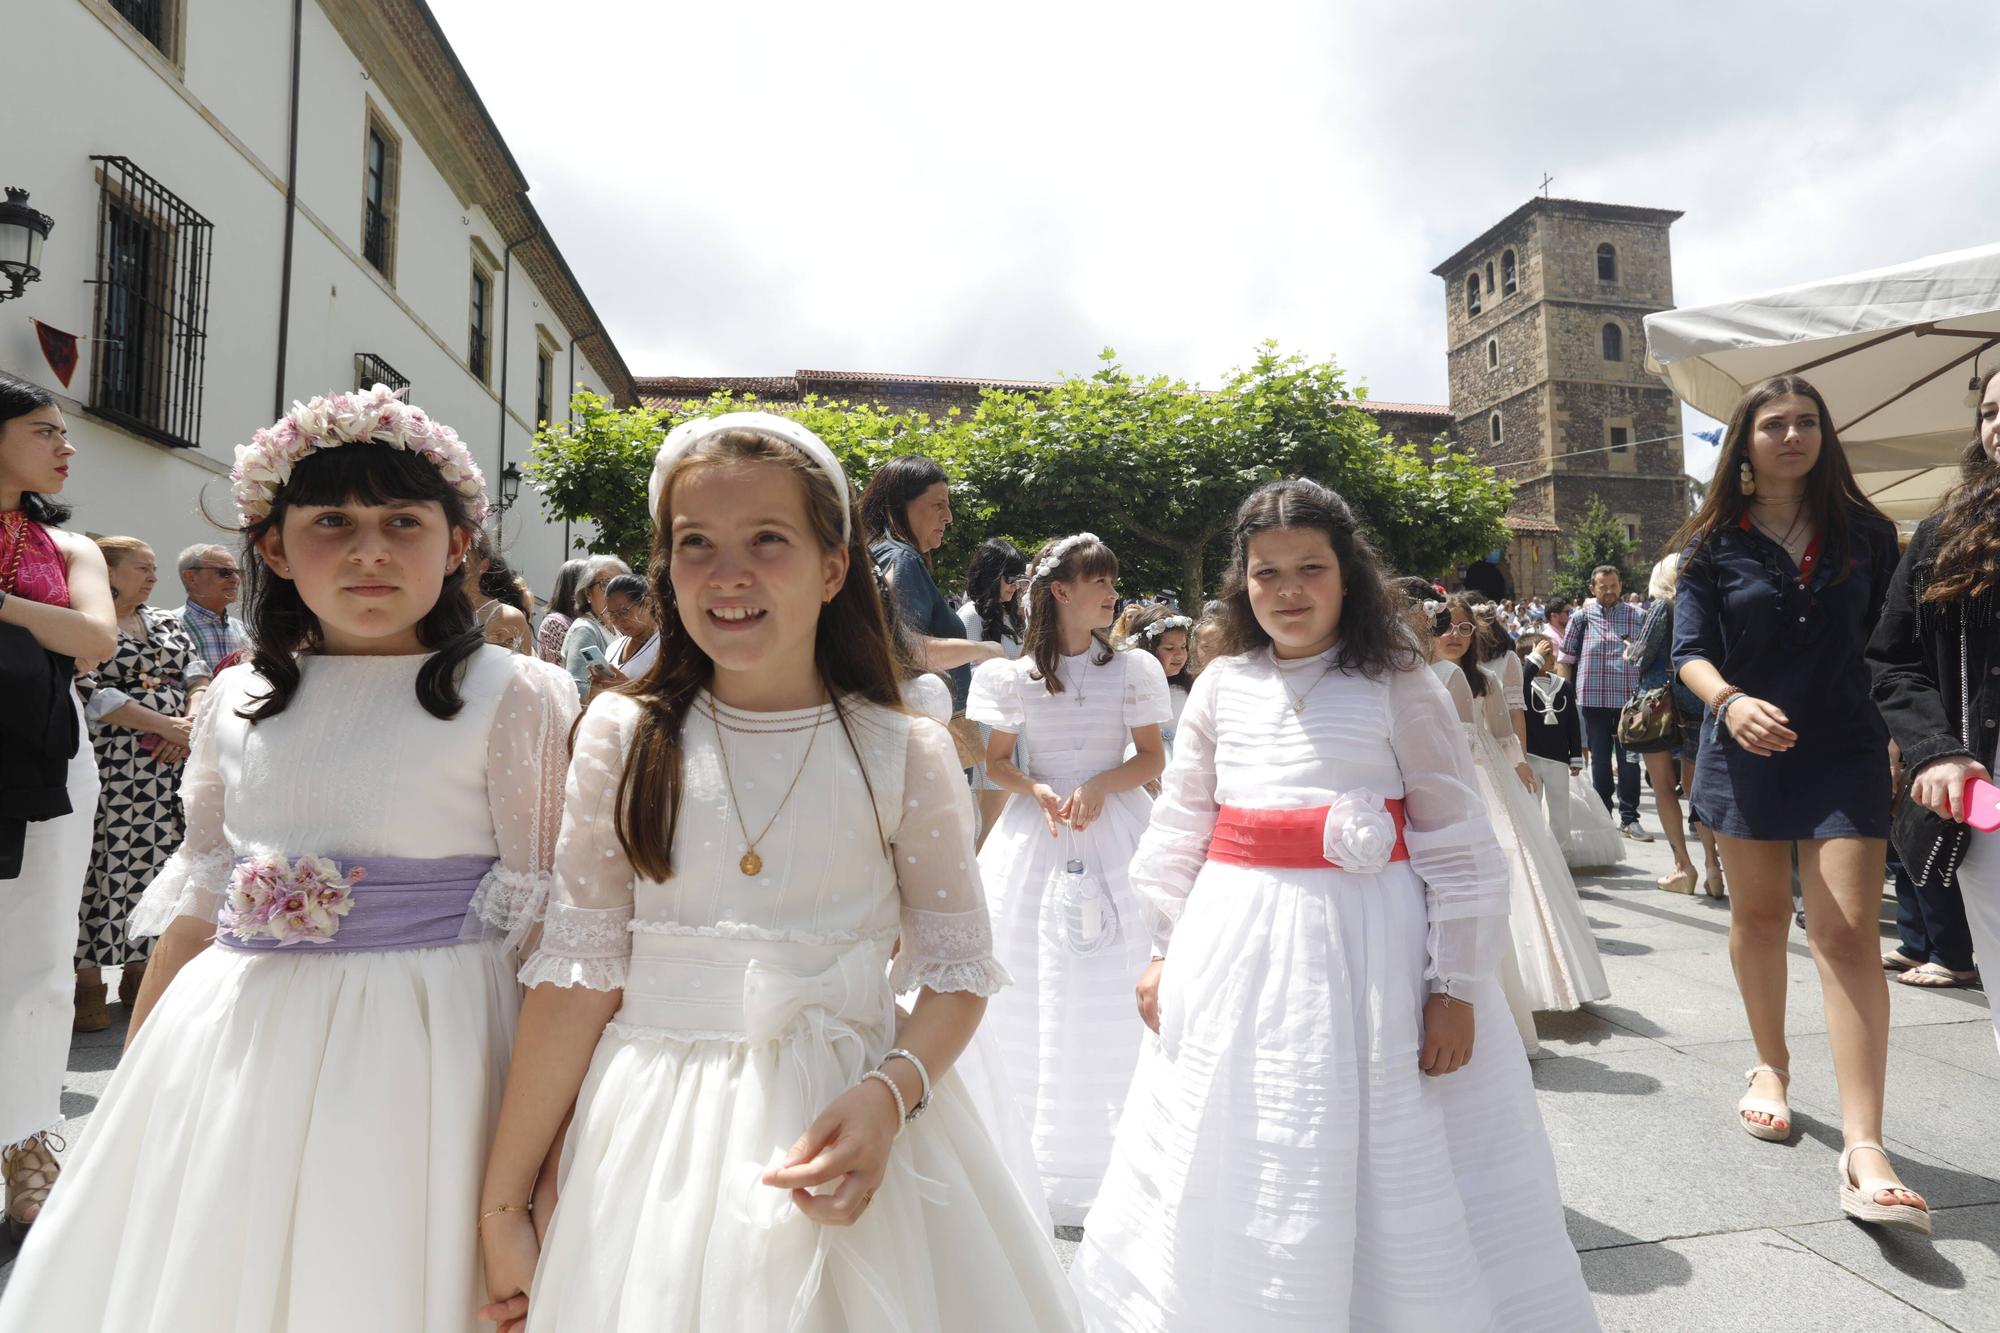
[1672,374,1927,1234]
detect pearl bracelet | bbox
[859,1068,906,1132]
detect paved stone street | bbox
[7,786,1997,1329]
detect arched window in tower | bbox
[1466,272,1482,316]
[1486,338,1499,369]
[1501,249,1517,296]
[1602,322,1624,362]
[1489,412,1504,445]
[1485,261,1496,293]
[1597,242,1618,283]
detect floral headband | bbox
[1119,613,1193,650]
[1025,532,1100,599]
[232,384,488,526]
[647,411,852,543]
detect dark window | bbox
[1465,273,1481,316]
[470,267,492,382]
[88,156,213,450]
[1485,261,1495,293]
[1609,425,1631,453]
[1602,323,1624,362]
[110,0,173,57]
[1486,339,1498,369]
[1490,412,1504,445]
[355,352,410,394]
[536,346,555,426]
[1501,249,1517,295]
[1597,242,1618,282]
[363,126,397,278]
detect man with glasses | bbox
[171,543,248,669]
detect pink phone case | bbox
[1967,777,2000,833]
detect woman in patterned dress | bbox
[72,537,209,1030]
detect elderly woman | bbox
[559,553,631,699]
[72,537,210,1031]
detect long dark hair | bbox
[1437,592,1490,697]
[617,428,903,881]
[1668,374,1888,583]
[546,558,591,620]
[1922,366,2000,605]
[0,372,71,525]
[1120,602,1194,689]
[1020,535,1118,693]
[965,537,1026,643]
[1214,478,1419,680]
[858,454,948,558]
[239,445,483,723]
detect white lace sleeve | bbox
[469,657,580,950]
[128,673,234,937]
[888,718,1011,996]
[1387,664,1511,985]
[1130,665,1221,954]
[517,692,637,990]
[1478,667,1525,766]
[965,657,1022,732]
[1121,647,1173,729]
[1496,651,1526,712]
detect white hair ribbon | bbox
[646,411,853,543]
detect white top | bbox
[521,692,1008,997]
[966,647,1171,784]
[129,645,579,938]
[902,673,953,725]
[1133,649,1513,984]
[1483,649,1526,712]
[958,603,1023,659]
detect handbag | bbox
[1616,684,1683,754]
[1044,829,1123,957]
[1891,607,1973,889]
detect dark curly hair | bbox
[964,537,1026,644]
[238,444,484,724]
[1213,478,1420,680]
[1922,366,2000,605]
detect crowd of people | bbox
[0,362,1995,1330]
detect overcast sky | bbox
[428,0,2000,478]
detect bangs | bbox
[278,443,458,513]
[1068,542,1118,581]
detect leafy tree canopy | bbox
[1549,495,1640,602]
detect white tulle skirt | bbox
[1562,767,1626,870]
[1070,859,1599,1331]
[0,938,518,1333]
[974,782,1156,1225]
[1469,733,1610,1012]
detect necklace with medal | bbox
[710,697,825,876]
[1277,651,1335,716]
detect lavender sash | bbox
[213,855,497,955]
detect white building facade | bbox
[3,0,635,598]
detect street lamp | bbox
[498,461,523,511]
[0,188,53,302]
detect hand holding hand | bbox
[153,741,189,765]
[1723,697,1797,757]
[1419,993,1474,1076]
[1135,957,1165,1033]
[475,1210,538,1333]
[1911,755,1991,823]
[762,1078,900,1228]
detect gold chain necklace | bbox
[1278,654,1336,716]
[709,696,825,876]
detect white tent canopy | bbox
[1645,242,2000,519]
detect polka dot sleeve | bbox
[517,692,638,991]
[887,716,1012,996]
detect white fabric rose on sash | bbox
[1323,790,1397,874]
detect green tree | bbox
[1550,496,1639,601]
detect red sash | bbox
[1206,800,1410,870]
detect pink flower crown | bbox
[231,383,489,527]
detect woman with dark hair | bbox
[0,373,117,1238]
[467,537,532,654]
[1672,374,1925,1233]
[860,456,1000,722]
[536,557,590,664]
[1868,366,2000,1030]
[958,537,1027,834]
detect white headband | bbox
[1119,613,1193,649]
[1025,532,1100,596]
[646,411,853,543]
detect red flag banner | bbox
[32,319,79,389]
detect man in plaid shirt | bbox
[169,543,248,670]
[1559,564,1653,840]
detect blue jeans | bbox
[1581,705,1641,826]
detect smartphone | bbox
[579,644,610,670]
[1967,776,2000,833]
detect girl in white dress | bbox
[0,388,578,1333]
[1434,595,1609,1014]
[1071,479,1596,1332]
[475,412,1079,1333]
[967,533,1171,1226]
[1118,604,1194,760]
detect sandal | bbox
[1657,865,1698,895]
[1839,1143,1931,1235]
[1738,1065,1792,1141]
[2,1129,65,1239]
[1704,865,1726,899]
[1897,962,1979,989]
[1881,950,1925,972]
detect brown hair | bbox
[1214,478,1419,680]
[1921,366,2000,604]
[1667,374,1888,582]
[616,429,903,880]
[1120,602,1194,689]
[1020,535,1118,693]
[1438,592,1489,697]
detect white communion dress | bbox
[966,646,1171,1225]
[1436,660,1609,1013]
[0,646,578,1333]
[518,691,1081,1333]
[1070,650,1598,1332]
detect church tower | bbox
[1431,198,1689,595]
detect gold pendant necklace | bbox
[1280,656,1336,716]
[710,697,826,876]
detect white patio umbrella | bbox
[1644,242,2000,519]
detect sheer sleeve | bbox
[128,671,235,936]
[888,717,1011,996]
[965,657,1023,732]
[1386,665,1511,986]
[1478,668,1525,764]
[1496,650,1525,711]
[1130,664,1222,953]
[1121,648,1173,729]
[517,692,637,990]
[469,657,580,951]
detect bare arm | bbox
[913,634,1001,672]
[0,533,117,662]
[100,700,195,739]
[124,915,213,1046]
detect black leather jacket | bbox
[1865,515,2000,887]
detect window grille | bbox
[88,156,213,451]
[110,0,172,56]
[355,353,410,394]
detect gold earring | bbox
[1738,459,1756,496]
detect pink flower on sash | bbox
[220,855,364,945]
